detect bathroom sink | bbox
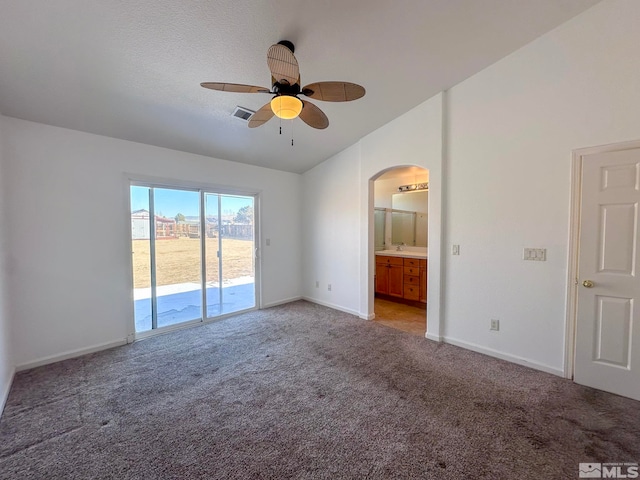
[375,249,427,259]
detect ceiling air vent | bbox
[231,106,255,122]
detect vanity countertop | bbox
[375,249,427,259]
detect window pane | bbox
[131,186,257,334]
[153,188,202,328]
[220,195,255,314]
[131,186,152,332]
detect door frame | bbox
[125,173,262,340]
[564,138,640,379]
[369,165,431,336]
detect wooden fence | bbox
[153,223,253,240]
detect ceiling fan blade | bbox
[248,102,275,128]
[201,82,270,93]
[299,100,329,129]
[267,43,299,86]
[301,82,365,102]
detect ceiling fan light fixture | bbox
[270,95,303,120]
[201,40,364,129]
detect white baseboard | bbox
[17,299,305,371]
[261,296,303,309]
[426,332,442,342]
[0,366,15,416]
[301,296,361,317]
[443,336,564,377]
[16,339,128,372]
[361,312,375,320]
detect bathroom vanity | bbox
[375,251,427,304]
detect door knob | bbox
[582,280,594,288]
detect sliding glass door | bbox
[153,188,202,328]
[130,184,257,334]
[220,194,255,313]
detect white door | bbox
[574,146,640,401]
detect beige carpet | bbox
[1,300,638,479]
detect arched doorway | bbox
[371,166,429,336]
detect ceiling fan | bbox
[201,40,365,130]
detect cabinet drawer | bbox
[404,266,419,276]
[404,258,420,267]
[404,285,420,300]
[404,274,419,285]
[376,255,404,266]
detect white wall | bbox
[303,0,640,375]
[373,178,400,209]
[443,0,640,374]
[0,115,15,411]
[301,143,362,315]
[302,93,443,333]
[3,118,302,367]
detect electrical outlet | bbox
[266,238,271,246]
[452,244,460,255]
[523,247,546,261]
[315,281,319,288]
[328,284,332,291]
[490,319,500,331]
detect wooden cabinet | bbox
[375,261,388,293]
[403,258,420,300]
[375,254,427,304]
[419,258,427,303]
[375,255,403,297]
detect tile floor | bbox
[373,297,426,337]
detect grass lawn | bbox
[132,237,254,289]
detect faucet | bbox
[396,243,405,251]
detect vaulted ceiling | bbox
[0,0,600,173]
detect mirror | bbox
[391,211,416,245]
[374,209,386,250]
[373,167,429,250]
[392,191,428,213]
[374,190,428,249]
[392,191,428,247]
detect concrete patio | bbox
[134,279,255,332]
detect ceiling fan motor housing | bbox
[272,81,300,95]
[277,40,295,53]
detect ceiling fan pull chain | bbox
[291,119,294,146]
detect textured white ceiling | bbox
[0,0,599,173]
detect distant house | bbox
[131,209,176,240]
[131,209,150,240]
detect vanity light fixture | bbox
[398,182,428,192]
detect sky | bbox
[131,186,252,218]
